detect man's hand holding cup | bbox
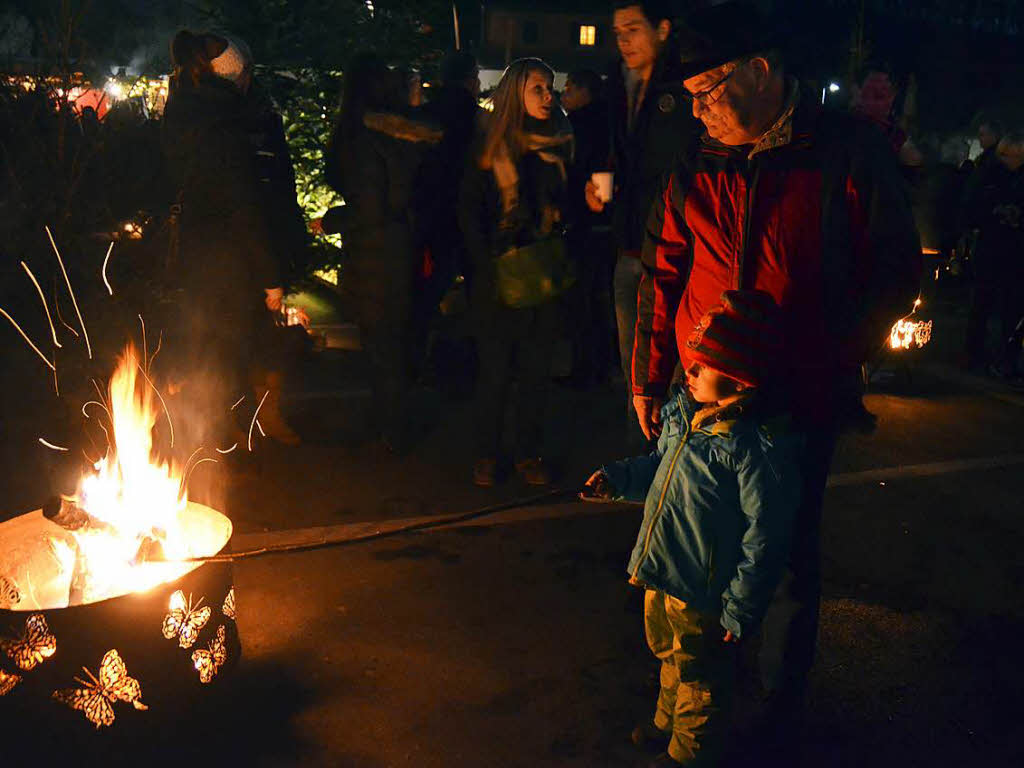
[585,171,614,213]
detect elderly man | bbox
[630,1,921,756]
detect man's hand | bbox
[580,470,614,502]
[584,179,605,213]
[264,287,284,312]
[309,218,325,236]
[723,630,739,644]
[633,395,664,441]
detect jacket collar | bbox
[748,78,800,157]
[691,392,757,433]
[699,77,806,159]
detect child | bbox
[583,290,801,767]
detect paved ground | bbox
[3,292,1024,766]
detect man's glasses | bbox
[682,65,739,107]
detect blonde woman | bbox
[458,58,574,486]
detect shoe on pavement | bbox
[644,752,681,768]
[515,457,551,486]
[631,721,671,753]
[473,458,498,487]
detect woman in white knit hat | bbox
[162,30,300,451]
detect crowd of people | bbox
[156,0,1024,764]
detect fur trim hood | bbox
[363,110,443,144]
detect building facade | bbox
[478,1,619,89]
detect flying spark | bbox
[248,390,270,451]
[138,314,148,371]
[46,226,92,359]
[230,395,245,411]
[101,242,114,295]
[256,419,266,438]
[215,443,238,455]
[38,438,69,452]
[136,364,174,448]
[149,331,163,370]
[52,286,79,338]
[81,400,111,420]
[20,261,61,348]
[0,305,56,371]
[183,458,218,490]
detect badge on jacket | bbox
[658,94,676,113]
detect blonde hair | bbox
[479,58,554,170]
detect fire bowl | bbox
[0,502,240,746]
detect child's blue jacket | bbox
[604,388,802,639]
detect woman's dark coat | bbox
[162,75,279,324]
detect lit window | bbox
[579,25,596,46]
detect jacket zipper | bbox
[735,159,762,291]
[631,395,689,581]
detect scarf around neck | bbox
[489,112,574,222]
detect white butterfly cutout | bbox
[0,576,20,609]
[52,649,147,728]
[0,669,21,696]
[192,624,228,684]
[1,613,56,670]
[222,586,236,620]
[161,590,211,649]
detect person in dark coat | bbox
[232,38,309,445]
[458,58,573,487]
[584,1,700,448]
[962,114,1009,371]
[563,68,614,386]
[419,51,481,289]
[979,132,1024,382]
[162,31,284,448]
[413,51,481,379]
[324,53,442,449]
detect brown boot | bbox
[255,372,300,446]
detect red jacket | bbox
[632,93,922,425]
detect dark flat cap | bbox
[676,1,779,80]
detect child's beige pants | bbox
[644,589,736,766]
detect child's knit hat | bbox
[685,289,783,387]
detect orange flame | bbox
[58,345,215,603]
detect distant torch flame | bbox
[890,319,933,350]
[889,298,932,351]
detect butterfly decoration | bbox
[1,613,56,670]
[222,586,236,620]
[0,576,20,609]
[0,669,22,696]
[161,590,211,649]
[191,624,227,684]
[52,649,147,729]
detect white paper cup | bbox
[591,171,614,203]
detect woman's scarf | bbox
[490,112,574,229]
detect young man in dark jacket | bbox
[629,0,922,747]
[585,291,801,767]
[563,69,614,385]
[584,1,700,446]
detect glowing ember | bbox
[889,318,933,350]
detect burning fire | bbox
[52,345,221,605]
